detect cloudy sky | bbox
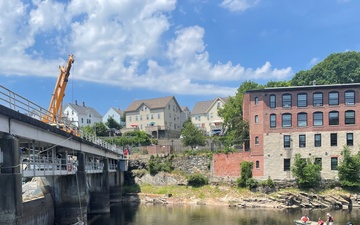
[1,0,359,114]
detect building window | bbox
[284,159,291,171]
[297,93,307,107]
[299,134,306,148]
[158,114,160,119]
[255,97,259,105]
[315,158,322,170]
[330,133,337,146]
[217,102,221,108]
[345,90,355,105]
[255,136,259,145]
[331,157,338,170]
[282,94,292,108]
[270,94,276,108]
[284,135,291,148]
[136,116,138,121]
[297,113,307,127]
[270,114,276,128]
[313,112,323,126]
[282,113,292,127]
[314,134,321,147]
[256,160,260,169]
[140,115,142,121]
[346,133,353,146]
[329,91,339,105]
[345,110,355,124]
[151,114,154,119]
[329,111,339,125]
[313,92,323,106]
[255,115,259,124]
[129,116,132,122]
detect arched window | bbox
[270,94,276,108]
[282,113,292,127]
[282,94,292,108]
[345,110,355,124]
[297,112,307,127]
[345,90,355,105]
[270,114,276,128]
[329,91,339,105]
[329,111,339,125]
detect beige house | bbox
[191,97,228,135]
[124,96,182,138]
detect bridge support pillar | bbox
[0,134,22,225]
[89,158,110,214]
[110,161,124,203]
[50,152,88,225]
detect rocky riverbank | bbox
[125,155,360,210]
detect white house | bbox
[102,107,124,125]
[63,101,102,127]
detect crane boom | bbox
[42,55,74,124]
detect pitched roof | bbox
[65,103,102,117]
[125,96,178,112]
[191,97,229,114]
[181,106,190,112]
[112,107,123,115]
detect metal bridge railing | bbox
[0,85,124,156]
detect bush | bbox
[187,174,208,187]
[260,176,275,188]
[147,155,174,175]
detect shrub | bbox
[187,174,208,187]
[147,155,174,175]
[260,176,275,188]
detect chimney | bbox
[82,101,85,107]
[75,100,78,105]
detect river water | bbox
[88,203,360,225]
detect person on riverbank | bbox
[317,217,324,225]
[325,213,334,225]
[301,214,310,223]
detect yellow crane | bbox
[42,55,75,128]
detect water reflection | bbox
[88,202,360,225]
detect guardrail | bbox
[0,85,124,156]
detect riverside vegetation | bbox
[122,149,360,210]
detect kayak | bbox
[294,220,317,225]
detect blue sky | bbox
[1,0,359,115]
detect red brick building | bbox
[240,83,360,180]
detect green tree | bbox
[291,51,360,86]
[123,130,152,146]
[291,154,321,188]
[236,161,256,188]
[94,122,108,136]
[106,117,122,129]
[181,121,206,150]
[337,146,360,188]
[218,81,261,146]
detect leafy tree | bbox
[265,80,291,87]
[106,117,122,129]
[81,125,95,137]
[94,122,108,136]
[123,130,152,146]
[291,51,360,86]
[181,121,206,150]
[337,146,360,188]
[291,154,321,188]
[236,161,255,188]
[218,81,261,146]
[121,112,126,122]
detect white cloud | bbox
[0,0,292,98]
[220,0,260,12]
[308,57,319,67]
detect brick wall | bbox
[213,152,264,179]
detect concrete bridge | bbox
[0,85,128,225]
